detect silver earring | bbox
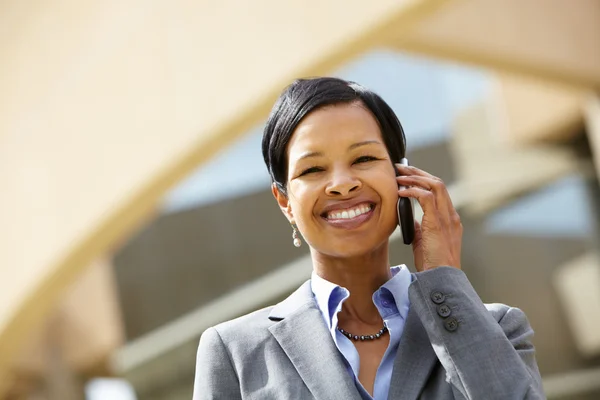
[292,224,302,247]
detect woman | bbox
[193,77,544,399]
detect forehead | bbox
[287,103,383,156]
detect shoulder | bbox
[484,303,533,336]
[484,302,520,320]
[202,279,315,350]
[195,309,280,399]
[215,305,276,332]
[201,306,277,350]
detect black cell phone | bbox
[397,158,415,245]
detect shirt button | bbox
[381,299,391,308]
[444,318,459,332]
[431,291,445,304]
[437,304,452,318]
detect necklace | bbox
[337,323,388,341]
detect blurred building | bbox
[1,1,600,399]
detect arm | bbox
[193,327,242,400]
[409,267,545,400]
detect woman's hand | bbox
[395,163,462,272]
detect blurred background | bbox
[1,0,599,399]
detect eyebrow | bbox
[349,140,381,150]
[297,140,382,161]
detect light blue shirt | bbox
[310,265,412,400]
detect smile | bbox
[321,202,375,230]
[325,203,373,220]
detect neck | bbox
[311,242,391,325]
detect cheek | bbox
[374,172,401,217]
[373,168,399,195]
[386,178,400,200]
[287,182,318,221]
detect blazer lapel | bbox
[387,307,438,400]
[268,281,361,400]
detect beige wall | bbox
[386,0,600,88]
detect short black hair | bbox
[262,77,406,195]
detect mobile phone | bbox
[397,158,415,245]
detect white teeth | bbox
[327,204,372,220]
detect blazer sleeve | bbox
[193,327,242,400]
[409,267,545,400]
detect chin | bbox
[308,222,397,258]
[319,239,385,259]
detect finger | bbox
[395,164,448,199]
[396,172,460,228]
[397,175,453,227]
[395,163,437,180]
[397,185,438,219]
[396,164,462,233]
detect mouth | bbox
[320,202,376,230]
[322,202,374,220]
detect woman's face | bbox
[277,102,399,258]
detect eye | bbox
[353,155,379,164]
[299,166,324,176]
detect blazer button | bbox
[437,304,452,318]
[431,291,445,304]
[444,318,459,332]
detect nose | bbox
[325,169,361,196]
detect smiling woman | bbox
[193,77,545,400]
[275,104,400,259]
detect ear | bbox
[271,183,294,223]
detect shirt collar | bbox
[311,269,349,330]
[374,265,412,319]
[310,265,412,330]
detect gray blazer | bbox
[193,267,544,399]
